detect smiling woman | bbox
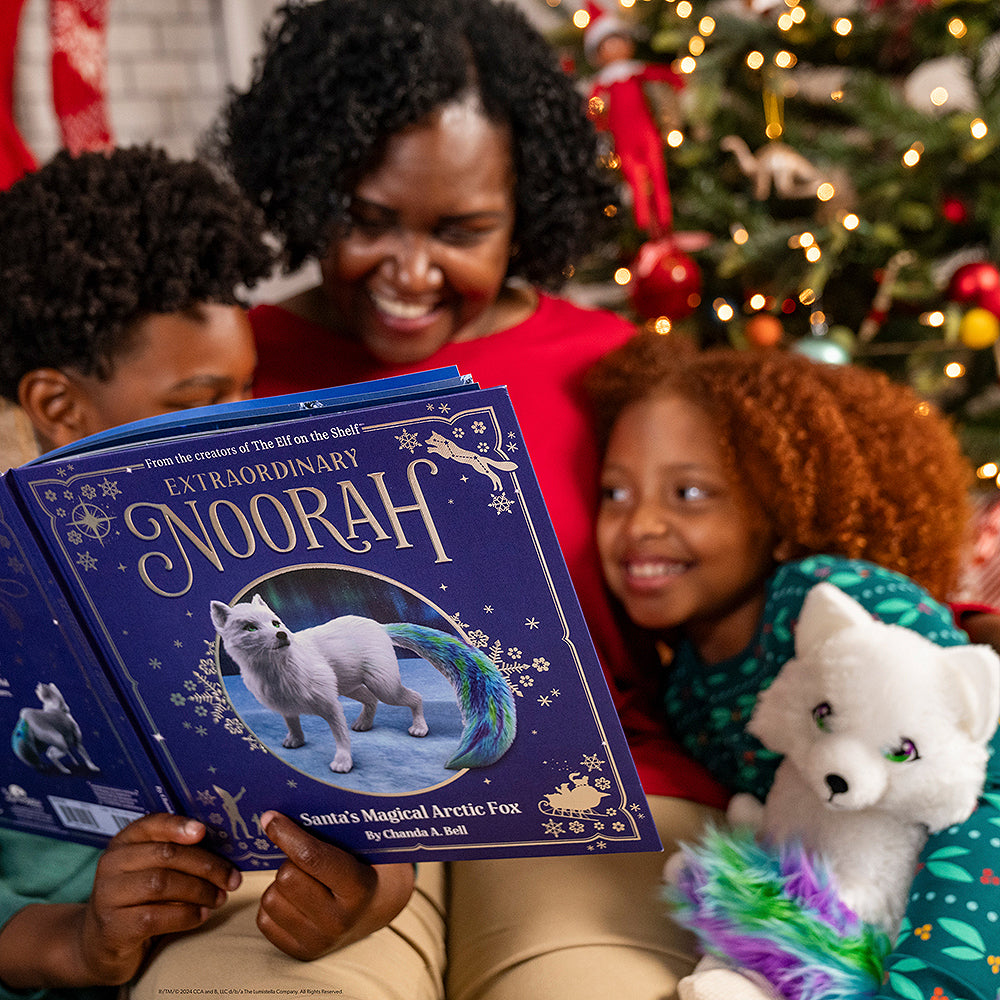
[309,95,522,365]
[215,0,626,389]
[211,3,667,817]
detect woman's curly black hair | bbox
[0,146,276,402]
[212,0,616,283]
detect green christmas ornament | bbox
[791,332,851,365]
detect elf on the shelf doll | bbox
[585,3,683,237]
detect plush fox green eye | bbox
[811,702,833,731]
[885,738,919,763]
[272,620,281,627]
[242,623,258,631]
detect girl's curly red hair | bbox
[586,335,974,601]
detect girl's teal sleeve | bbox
[876,771,1000,1000]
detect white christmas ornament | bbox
[812,0,862,12]
[904,56,977,115]
[720,136,824,200]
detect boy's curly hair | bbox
[0,146,276,402]
[212,0,616,282]
[586,335,974,601]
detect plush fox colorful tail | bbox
[666,825,890,1000]
[384,623,516,768]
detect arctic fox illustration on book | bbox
[211,594,517,773]
[424,430,518,491]
[11,682,100,775]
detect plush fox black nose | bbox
[276,630,288,642]
[825,773,848,797]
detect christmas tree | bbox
[546,0,1000,473]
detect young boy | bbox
[0,147,418,999]
[0,145,274,469]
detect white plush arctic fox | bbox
[669,581,1000,1000]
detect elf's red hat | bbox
[583,2,635,61]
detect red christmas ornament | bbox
[947,261,1000,307]
[629,238,702,320]
[980,288,1000,320]
[941,195,970,225]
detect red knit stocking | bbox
[0,0,37,188]
[50,0,113,154]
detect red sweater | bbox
[251,293,727,804]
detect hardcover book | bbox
[0,369,660,868]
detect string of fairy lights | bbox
[546,0,1000,487]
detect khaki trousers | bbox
[446,796,721,1000]
[129,796,720,1000]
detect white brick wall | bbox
[12,0,231,162]
[12,0,561,168]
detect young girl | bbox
[587,334,1000,1000]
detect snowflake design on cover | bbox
[33,472,124,575]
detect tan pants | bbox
[446,796,721,1000]
[129,861,448,1000]
[129,797,720,1000]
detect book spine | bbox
[0,471,182,841]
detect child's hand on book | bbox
[256,811,415,960]
[0,814,239,990]
[82,813,241,982]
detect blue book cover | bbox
[0,379,660,868]
[0,487,178,844]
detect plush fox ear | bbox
[944,644,1000,745]
[210,601,232,631]
[794,582,873,656]
[746,661,802,753]
[251,594,266,606]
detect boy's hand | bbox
[0,813,239,990]
[256,811,414,960]
[80,813,240,983]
